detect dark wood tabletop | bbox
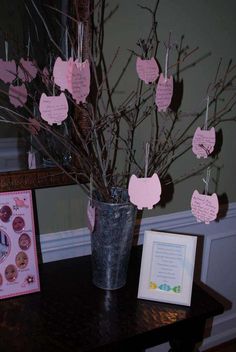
[0,246,224,352]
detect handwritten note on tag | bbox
[136,57,159,84]
[155,73,173,112]
[39,92,68,125]
[71,59,90,103]
[0,59,16,83]
[87,201,95,232]
[53,57,72,91]
[9,83,27,107]
[128,173,162,210]
[191,190,219,224]
[192,127,216,158]
[18,58,37,82]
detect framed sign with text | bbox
[138,230,197,306]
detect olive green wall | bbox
[35,0,236,234]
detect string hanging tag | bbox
[202,167,211,195]
[27,33,31,58]
[204,96,210,130]
[144,142,150,178]
[65,26,68,61]
[5,41,8,62]
[164,46,169,81]
[77,22,84,63]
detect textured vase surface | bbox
[90,189,137,290]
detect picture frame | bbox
[138,230,197,306]
[0,190,40,300]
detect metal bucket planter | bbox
[90,188,137,290]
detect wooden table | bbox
[0,246,224,352]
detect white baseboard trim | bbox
[39,202,236,351]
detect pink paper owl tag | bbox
[87,201,95,233]
[71,59,90,103]
[128,173,162,210]
[155,73,173,112]
[192,127,216,158]
[136,57,159,84]
[191,190,219,224]
[18,58,37,82]
[0,59,17,83]
[39,92,68,125]
[9,83,27,107]
[53,57,72,91]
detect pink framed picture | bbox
[0,190,40,299]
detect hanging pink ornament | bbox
[155,73,173,112]
[39,92,68,125]
[191,190,219,224]
[18,58,37,82]
[71,59,90,103]
[192,127,216,159]
[9,83,27,107]
[128,173,162,210]
[53,57,73,91]
[0,59,17,83]
[136,57,159,84]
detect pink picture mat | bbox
[0,190,40,300]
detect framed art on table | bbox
[138,230,197,306]
[0,190,40,300]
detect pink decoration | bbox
[192,127,216,158]
[39,92,68,125]
[87,201,95,233]
[128,173,162,210]
[136,57,159,84]
[191,190,219,224]
[66,59,74,94]
[155,73,173,112]
[71,59,90,103]
[18,58,37,82]
[9,83,27,107]
[0,59,16,83]
[53,57,72,91]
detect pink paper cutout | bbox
[87,201,95,233]
[128,173,162,210]
[39,92,68,125]
[0,59,17,83]
[192,127,216,158]
[53,57,72,91]
[9,83,27,107]
[18,58,37,82]
[71,59,90,103]
[191,190,219,224]
[136,57,159,84]
[155,73,173,112]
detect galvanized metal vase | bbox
[90,188,137,290]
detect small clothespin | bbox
[202,167,211,195]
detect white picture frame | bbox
[138,230,197,306]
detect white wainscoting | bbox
[40,202,236,351]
